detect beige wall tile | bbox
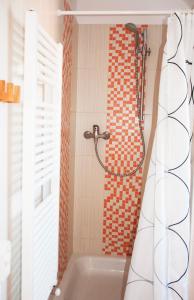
[144,114,153,150]
[73,155,104,231]
[73,237,103,255]
[147,26,163,70]
[144,25,164,115]
[74,195,103,239]
[145,68,158,115]
[73,187,104,254]
[74,155,104,199]
[77,25,109,69]
[71,23,79,113]
[76,68,108,113]
[70,112,77,154]
[70,24,165,256]
[75,112,107,156]
[70,25,110,256]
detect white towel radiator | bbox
[22,10,63,300]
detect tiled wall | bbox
[58,0,73,281]
[102,25,146,256]
[71,25,109,254]
[70,25,164,256]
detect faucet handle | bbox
[102,131,110,140]
[83,131,93,139]
[84,126,110,141]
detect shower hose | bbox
[94,46,146,178]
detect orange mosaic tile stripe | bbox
[58,0,73,281]
[102,24,146,256]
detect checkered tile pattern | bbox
[58,0,73,281]
[102,24,146,256]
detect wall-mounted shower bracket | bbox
[146,47,151,56]
[136,46,151,56]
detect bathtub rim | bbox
[57,254,130,297]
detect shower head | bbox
[125,23,139,49]
[125,23,138,33]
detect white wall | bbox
[74,0,192,10]
[69,0,192,24]
[9,0,64,42]
[0,0,64,299]
[69,0,77,9]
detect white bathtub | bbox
[51,255,129,300]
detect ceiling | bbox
[69,0,193,24]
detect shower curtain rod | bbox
[57,10,173,16]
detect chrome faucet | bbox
[84,125,110,144]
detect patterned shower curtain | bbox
[124,12,194,300]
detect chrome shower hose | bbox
[94,43,146,177]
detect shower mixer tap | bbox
[84,125,110,144]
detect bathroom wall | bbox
[102,24,146,256]
[9,0,65,42]
[71,25,109,254]
[1,0,65,299]
[3,0,75,290]
[73,0,192,24]
[70,24,165,256]
[58,0,74,282]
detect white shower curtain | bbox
[124,12,194,300]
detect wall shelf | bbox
[0,80,20,103]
